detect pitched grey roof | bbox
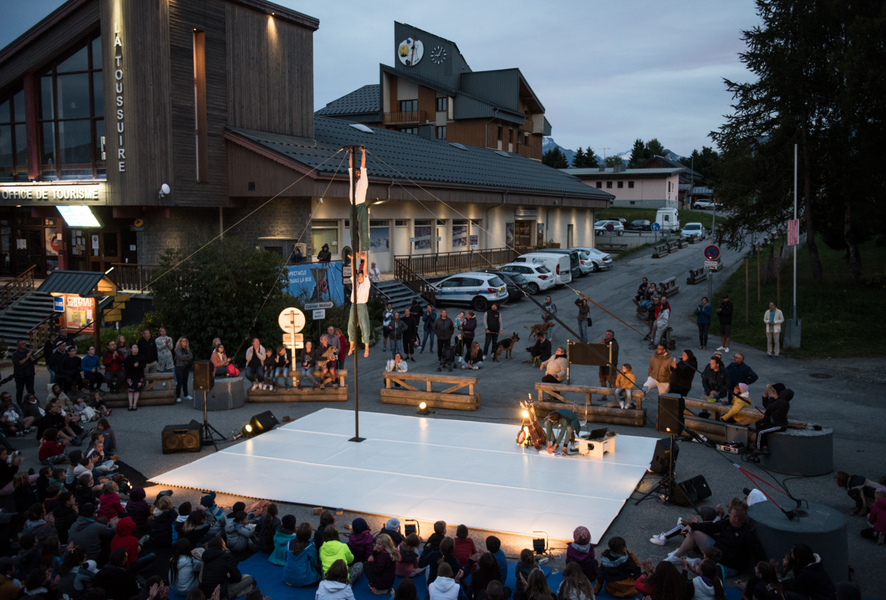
[316,84,380,116]
[637,155,701,178]
[564,167,685,176]
[228,117,613,201]
[38,271,110,297]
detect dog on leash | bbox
[493,332,520,362]
[523,322,555,338]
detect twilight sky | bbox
[1,0,761,157]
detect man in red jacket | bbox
[110,516,155,573]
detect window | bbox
[400,127,418,135]
[193,31,207,181]
[37,32,104,180]
[399,99,418,113]
[617,181,623,188]
[0,89,28,181]
[395,220,408,227]
[436,126,446,140]
[596,182,602,189]
[606,181,613,189]
[628,181,634,188]
[436,97,448,112]
[311,220,339,257]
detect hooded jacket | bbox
[366,548,397,591]
[150,508,178,548]
[762,388,793,427]
[669,357,698,394]
[109,517,140,568]
[199,546,243,600]
[169,553,202,594]
[316,579,356,600]
[94,563,139,600]
[868,496,886,533]
[782,554,836,600]
[283,539,321,587]
[347,529,374,563]
[57,564,96,600]
[123,488,151,530]
[97,491,126,522]
[68,516,115,561]
[595,550,641,598]
[647,351,672,383]
[224,518,256,553]
[319,539,355,574]
[428,575,467,600]
[566,541,598,584]
[690,576,717,599]
[269,528,296,566]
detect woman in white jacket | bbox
[763,302,785,357]
[168,538,203,594]
[316,560,357,600]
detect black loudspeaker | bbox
[671,475,713,506]
[649,438,680,475]
[656,395,685,435]
[193,361,214,392]
[161,420,202,454]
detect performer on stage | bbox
[544,409,580,456]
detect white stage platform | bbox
[150,409,658,542]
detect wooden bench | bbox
[687,234,702,244]
[596,242,629,254]
[248,370,348,402]
[676,239,689,249]
[681,397,807,443]
[534,383,646,427]
[102,372,176,407]
[652,243,670,259]
[658,276,679,297]
[381,372,479,411]
[686,268,707,285]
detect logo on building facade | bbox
[114,23,126,173]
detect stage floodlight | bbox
[404,519,420,537]
[532,531,548,555]
[417,402,431,416]
[240,411,279,439]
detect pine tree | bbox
[572,147,586,168]
[584,147,599,168]
[628,139,645,167]
[542,147,568,169]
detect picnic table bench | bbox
[381,372,480,410]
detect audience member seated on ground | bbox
[212,344,233,378]
[428,562,466,600]
[284,522,322,587]
[688,558,726,600]
[255,503,280,554]
[81,346,104,392]
[317,559,358,600]
[96,480,126,521]
[24,503,59,545]
[0,551,21,598]
[269,514,296,565]
[366,533,400,594]
[347,518,374,563]
[485,536,508,583]
[0,448,38,496]
[735,560,783,600]
[56,546,97,600]
[649,505,719,547]
[595,537,641,598]
[379,517,403,547]
[54,491,80,544]
[94,548,141,600]
[14,472,38,513]
[453,524,476,567]
[199,536,256,600]
[68,502,115,563]
[419,536,461,586]
[425,520,447,552]
[461,552,511,600]
[73,472,99,507]
[667,350,698,398]
[635,559,689,600]
[313,510,335,553]
[85,434,118,475]
[513,550,535,600]
[319,525,364,584]
[701,356,730,401]
[526,334,552,364]
[149,495,178,549]
[169,538,204,595]
[37,400,80,447]
[180,509,212,549]
[773,544,835,600]
[861,486,886,544]
[111,516,156,573]
[225,511,257,553]
[667,503,763,576]
[462,343,485,370]
[566,526,597,584]
[750,384,794,456]
[88,391,112,419]
[544,409,580,456]
[395,534,423,579]
[2,392,34,435]
[613,364,637,410]
[393,576,418,600]
[557,562,594,600]
[39,427,69,465]
[103,340,126,394]
[833,471,884,516]
[539,347,567,383]
[523,568,554,600]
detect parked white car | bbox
[497,263,556,295]
[570,247,613,271]
[679,222,708,240]
[432,271,509,311]
[594,220,624,236]
[513,252,572,287]
[692,200,714,210]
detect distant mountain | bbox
[543,137,687,167]
[542,137,576,166]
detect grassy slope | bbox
[709,237,886,359]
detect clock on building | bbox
[397,37,424,66]
[431,45,446,64]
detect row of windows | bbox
[398,97,450,113]
[398,126,447,139]
[595,181,635,189]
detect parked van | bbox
[655,207,680,232]
[532,249,583,278]
[513,252,572,286]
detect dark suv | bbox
[479,269,526,303]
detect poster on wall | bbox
[505,223,515,247]
[284,261,345,306]
[537,223,545,245]
[64,295,94,332]
[45,228,60,256]
[370,228,390,253]
[452,225,467,248]
[469,234,479,248]
[414,226,431,250]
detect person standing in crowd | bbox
[244,338,265,392]
[102,340,126,394]
[695,296,712,350]
[137,329,159,374]
[632,277,649,308]
[598,330,619,389]
[174,337,194,402]
[326,325,341,358]
[123,345,146,411]
[540,347,567,384]
[643,343,672,396]
[317,244,332,262]
[716,294,734,353]
[47,340,67,385]
[460,311,477,360]
[541,296,558,343]
[289,244,303,264]
[115,334,130,360]
[335,327,347,369]
[483,304,503,358]
[388,312,406,359]
[59,345,83,396]
[434,309,455,362]
[574,297,591,342]
[155,327,174,374]
[667,350,698,397]
[368,262,381,283]
[401,308,419,362]
[348,251,372,358]
[420,304,438,355]
[764,301,785,358]
[382,303,394,352]
[650,296,670,349]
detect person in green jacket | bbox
[318,525,363,585]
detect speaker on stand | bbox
[193,361,226,450]
[161,421,202,454]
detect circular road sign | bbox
[605,223,615,232]
[650,223,661,232]
[278,307,306,333]
[704,244,721,261]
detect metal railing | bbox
[0,265,35,309]
[112,263,158,293]
[394,259,439,306]
[393,248,518,276]
[383,110,427,125]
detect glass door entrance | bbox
[88,229,121,272]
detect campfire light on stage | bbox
[532,531,548,555]
[522,409,530,419]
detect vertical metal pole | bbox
[707,201,716,300]
[793,144,798,321]
[745,259,749,324]
[92,297,101,351]
[349,146,364,443]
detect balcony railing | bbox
[393,248,518,277]
[383,110,427,125]
[0,264,35,309]
[112,263,158,293]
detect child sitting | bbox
[366,533,400,594]
[614,364,636,409]
[125,487,152,531]
[425,520,446,551]
[39,428,69,465]
[273,346,291,391]
[347,518,374,563]
[485,535,508,584]
[269,514,297,566]
[225,510,257,553]
[89,391,112,418]
[565,526,597,584]
[595,536,641,598]
[262,348,277,391]
[861,486,886,544]
[453,524,477,567]
[395,533,424,579]
[722,382,753,424]
[96,480,126,521]
[514,549,536,599]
